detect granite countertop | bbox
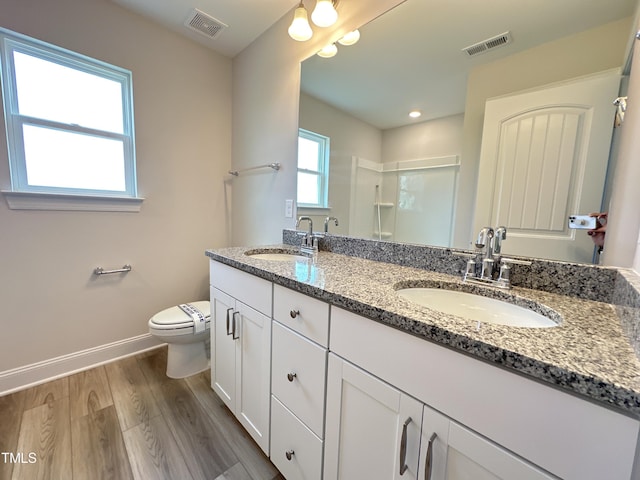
[206,245,640,418]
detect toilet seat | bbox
[148,301,211,332]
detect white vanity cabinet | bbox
[323,354,556,480]
[209,261,272,455]
[270,285,329,480]
[419,406,555,480]
[329,307,640,480]
[324,353,423,480]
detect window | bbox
[0,29,140,210]
[297,128,329,208]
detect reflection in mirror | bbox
[298,0,637,264]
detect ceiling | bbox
[111,0,298,58]
[301,0,638,129]
[111,0,638,129]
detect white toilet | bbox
[148,301,211,378]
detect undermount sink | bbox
[396,286,559,328]
[245,249,308,262]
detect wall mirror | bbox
[298,0,637,264]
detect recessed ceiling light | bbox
[409,110,422,118]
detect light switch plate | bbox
[285,199,294,218]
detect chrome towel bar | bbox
[94,264,132,275]
[228,162,280,176]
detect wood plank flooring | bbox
[0,347,283,480]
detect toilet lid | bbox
[149,301,211,328]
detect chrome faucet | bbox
[296,216,318,255]
[296,216,313,236]
[475,227,495,279]
[324,216,339,233]
[462,226,531,289]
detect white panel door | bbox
[324,354,422,480]
[474,71,620,263]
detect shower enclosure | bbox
[348,156,459,247]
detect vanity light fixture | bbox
[288,2,313,41]
[311,0,339,28]
[338,29,360,46]
[409,110,422,119]
[317,43,338,58]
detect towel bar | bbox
[94,265,132,275]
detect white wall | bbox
[0,0,231,379]
[381,114,464,162]
[231,0,404,246]
[298,92,382,235]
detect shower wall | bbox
[349,156,459,246]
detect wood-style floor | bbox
[0,347,284,480]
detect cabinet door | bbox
[211,287,236,410]
[236,301,272,454]
[419,406,557,480]
[324,354,422,480]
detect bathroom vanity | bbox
[206,238,640,480]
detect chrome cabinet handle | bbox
[289,309,300,318]
[287,372,297,382]
[424,432,437,480]
[232,311,240,340]
[226,308,233,336]
[399,417,412,476]
[285,450,295,461]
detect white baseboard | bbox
[0,333,165,396]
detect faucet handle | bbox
[500,257,532,266]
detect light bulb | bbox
[288,4,313,41]
[409,110,422,119]
[311,0,338,28]
[338,30,360,46]
[317,43,338,58]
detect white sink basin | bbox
[245,250,308,262]
[396,288,558,328]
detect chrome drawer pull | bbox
[290,309,300,318]
[424,432,437,480]
[400,417,412,475]
[226,308,233,336]
[287,372,297,382]
[232,311,240,340]
[285,450,295,461]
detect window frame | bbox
[297,128,330,209]
[0,28,141,210]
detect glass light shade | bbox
[317,43,338,58]
[311,0,338,28]
[338,30,360,46]
[288,5,313,41]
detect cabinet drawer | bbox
[210,260,272,316]
[273,284,329,346]
[270,396,323,480]
[272,321,327,437]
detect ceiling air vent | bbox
[462,31,512,57]
[184,8,228,40]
